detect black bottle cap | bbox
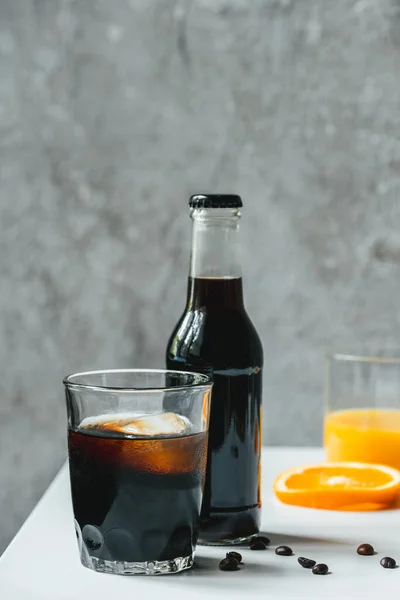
[189,194,243,209]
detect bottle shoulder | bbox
[166,307,263,367]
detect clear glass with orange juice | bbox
[324,351,400,470]
[273,351,400,511]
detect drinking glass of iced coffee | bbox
[64,369,212,575]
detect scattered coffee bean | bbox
[275,545,293,556]
[357,543,375,556]
[251,535,271,546]
[226,551,242,563]
[219,557,240,571]
[298,557,316,569]
[380,557,396,569]
[84,538,102,551]
[250,540,267,550]
[312,563,329,575]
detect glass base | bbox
[198,505,261,546]
[81,552,195,575]
[75,519,194,575]
[198,533,257,547]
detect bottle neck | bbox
[187,208,244,309]
[189,208,242,278]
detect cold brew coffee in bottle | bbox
[166,194,263,545]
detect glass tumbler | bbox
[64,369,212,575]
[324,351,400,469]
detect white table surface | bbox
[1,447,400,599]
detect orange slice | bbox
[273,462,400,511]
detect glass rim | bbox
[63,368,213,394]
[190,207,241,220]
[326,350,400,364]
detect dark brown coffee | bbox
[167,276,263,544]
[68,417,207,563]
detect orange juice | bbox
[324,409,400,470]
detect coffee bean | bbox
[298,557,316,569]
[312,563,329,575]
[251,535,271,546]
[219,557,240,571]
[84,538,102,551]
[275,545,293,556]
[250,541,267,550]
[357,543,375,556]
[226,551,242,563]
[380,557,396,569]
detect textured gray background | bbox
[1,0,400,554]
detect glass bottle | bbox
[166,194,263,545]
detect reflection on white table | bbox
[1,448,399,599]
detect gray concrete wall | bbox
[1,0,400,553]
